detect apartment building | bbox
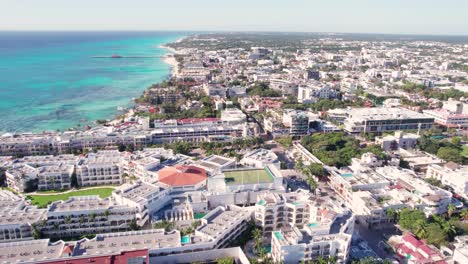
[298,84,339,103]
[255,190,353,263]
[75,150,123,187]
[426,163,468,200]
[37,195,146,239]
[282,109,311,136]
[343,107,434,133]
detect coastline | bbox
[109,37,186,125]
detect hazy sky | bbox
[1,0,467,35]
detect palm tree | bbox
[441,222,457,239]
[460,208,468,221]
[90,213,96,222]
[386,208,396,222]
[415,223,428,239]
[307,176,318,193]
[252,228,263,251]
[64,216,72,224]
[104,209,110,218]
[447,204,456,218]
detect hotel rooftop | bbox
[73,229,180,257]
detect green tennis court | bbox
[224,168,274,185]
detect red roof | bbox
[158,165,207,187]
[402,234,423,247]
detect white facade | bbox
[76,150,123,187]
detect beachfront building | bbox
[37,195,147,239]
[75,150,124,187]
[5,164,40,193]
[342,107,434,134]
[0,190,46,242]
[151,119,247,144]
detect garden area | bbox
[27,187,115,208]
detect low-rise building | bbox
[375,131,419,151]
[240,148,279,168]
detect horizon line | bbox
[1,29,468,37]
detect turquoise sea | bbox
[0,31,184,133]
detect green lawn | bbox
[224,169,274,185]
[462,146,468,158]
[27,187,115,208]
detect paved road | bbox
[355,222,401,259]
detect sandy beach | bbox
[163,54,179,76]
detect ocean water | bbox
[0,31,184,133]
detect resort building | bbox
[112,181,171,216]
[214,164,285,193]
[75,150,124,187]
[0,190,46,242]
[37,195,146,239]
[157,165,208,192]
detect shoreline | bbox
[3,36,187,135]
[107,37,186,126]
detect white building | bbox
[38,195,146,239]
[375,131,420,151]
[0,190,46,242]
[426,163,468,200]
[112,181,171,216]
[343,107,434,133]
[75,150,124,187]
[240,148,279,168]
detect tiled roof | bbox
[158,165,207,186]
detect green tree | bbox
[216,257,234,264]
[307,163,327,179]
[437,146,462,163]
[460,208,468,221]
[307,176,318,193]
[252,228,263,251]
[447,204,457,218]
[398,208,426,231]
